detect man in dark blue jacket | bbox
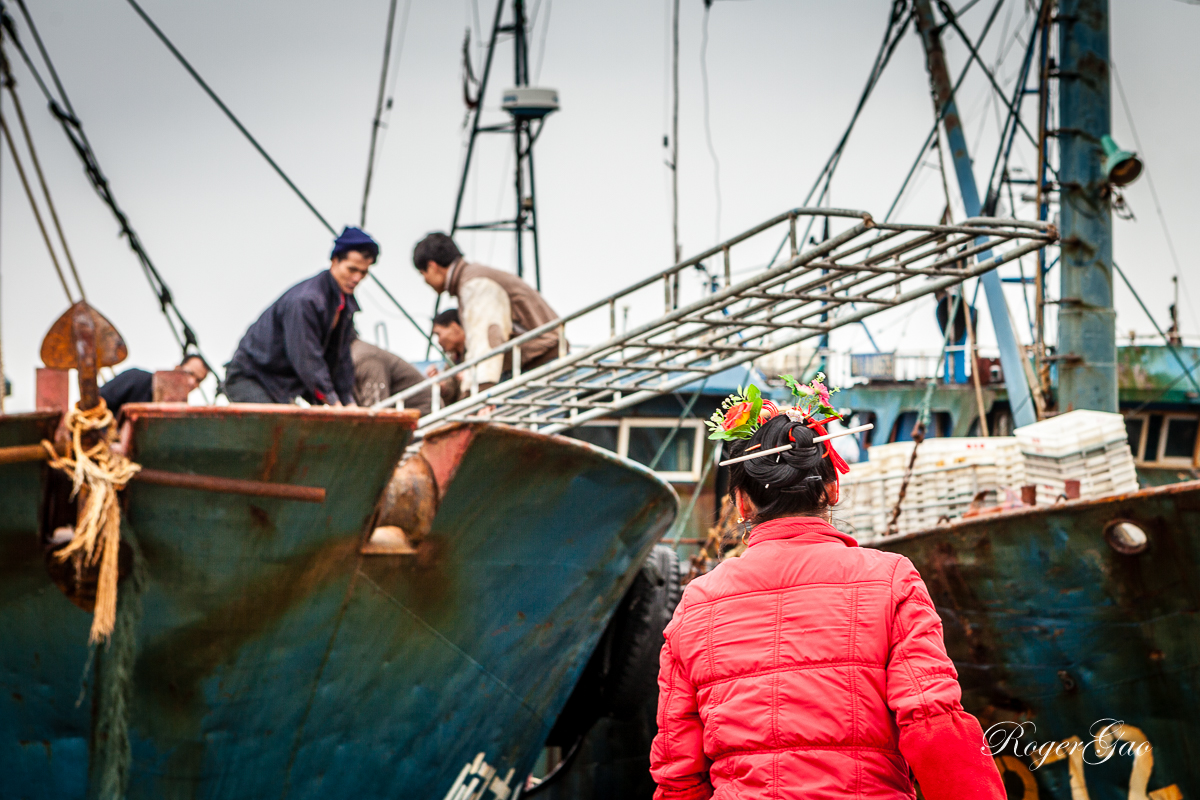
[225,227,377,405]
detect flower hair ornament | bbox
[705,372,873,468]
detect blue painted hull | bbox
[0,407,676,798]
[871,481,1200,798]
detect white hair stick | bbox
[718,423,874,467]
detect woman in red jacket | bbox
[650,379,1004,800]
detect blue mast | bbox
[913,0,1038,428]
[1056,0,1118,411]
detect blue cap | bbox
[331,226,379,260]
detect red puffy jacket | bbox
[650,516,1004,800]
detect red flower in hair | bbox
[721,402,754,431]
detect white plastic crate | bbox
[840,413,1139,539]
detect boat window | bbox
[1124,417,1144,460]
[568,423,619,452]
[849,411,876,448]
[624,419,705,482]
[564,418,706,482]
[1163,416,1199,461]
[890,411,951,442]
[1143,414,1163,463]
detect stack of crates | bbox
[838,410,1139,539]
[838,437,1025,538]
[1015,410,1139,504]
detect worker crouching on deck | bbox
[413,233,563,393]
[225,227,377,406]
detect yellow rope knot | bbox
[41,399,141,644]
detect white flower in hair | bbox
[784,406,809,423]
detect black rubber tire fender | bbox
[601,544,683,719]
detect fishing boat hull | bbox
[870,482,1200,799]
[0,407,677,799]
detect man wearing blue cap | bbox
[225,227,377,405]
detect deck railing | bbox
[373,208,1055,439]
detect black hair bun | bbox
[741,415,826,493]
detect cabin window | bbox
[890,411,952,442]
[565,418,706,482]
[1143,415,1164,462]
[1124,417,1144,456]
[622,419,705,482]
[568,422,619,452]
[1124,412,1198,466]
[848,411,877,448]
[1164,416,1199,460]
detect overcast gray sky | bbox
[1,0,1196,410]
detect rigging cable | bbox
[1,49,83,300]
[936,1,1044,171]
[360,0,400,228]
[794,0,912,249]
[4,0,205,364]
[360,0,415,228]
[533,0,552,83]
[880,0,1005,223]
[0,108,72,302]
[1112,259,1200,397]
[118,0,441,356]
[1112,60,1199,335]
[699,0,721,242]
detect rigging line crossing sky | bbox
[360,0,401,228]
[2,63,85,301]
[883,0,1005,224]
[119,0,442,356]
[1111,59,1199,333]
[8,0,201,359]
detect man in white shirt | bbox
[413,233,562,392]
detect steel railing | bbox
[374,208,1055,440]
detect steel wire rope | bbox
[880,0,1005,225]
[760,1,909,295]
[936,2,1044,165]
[360,0,401,228]
[360,0,415,229]
[794,0,911,249]
[1,54,83,300]
[0,109,72,302]
[1112,259,1200,396]
[699,1,721,242]
[532,0,552,83]
[118,0,441,357]
[5,0,202,362]
[1111,60,1199,336]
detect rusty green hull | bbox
[0,406,677,799]
[869,481,1200,798]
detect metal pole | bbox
[432,0,505,358]
[513,0,527,280]
[1034,2,1053,403]
[528,127,543,291]
[671,0,681,265]
[514,119,525,279]
[913,0,1038,427]
[450,0,506,234]
[1056,0,1117,412]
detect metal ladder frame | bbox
[375,208,1055,439]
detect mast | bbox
[912,0,1039,428]
[1056,0,1117,412]
[449,0,554,290]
